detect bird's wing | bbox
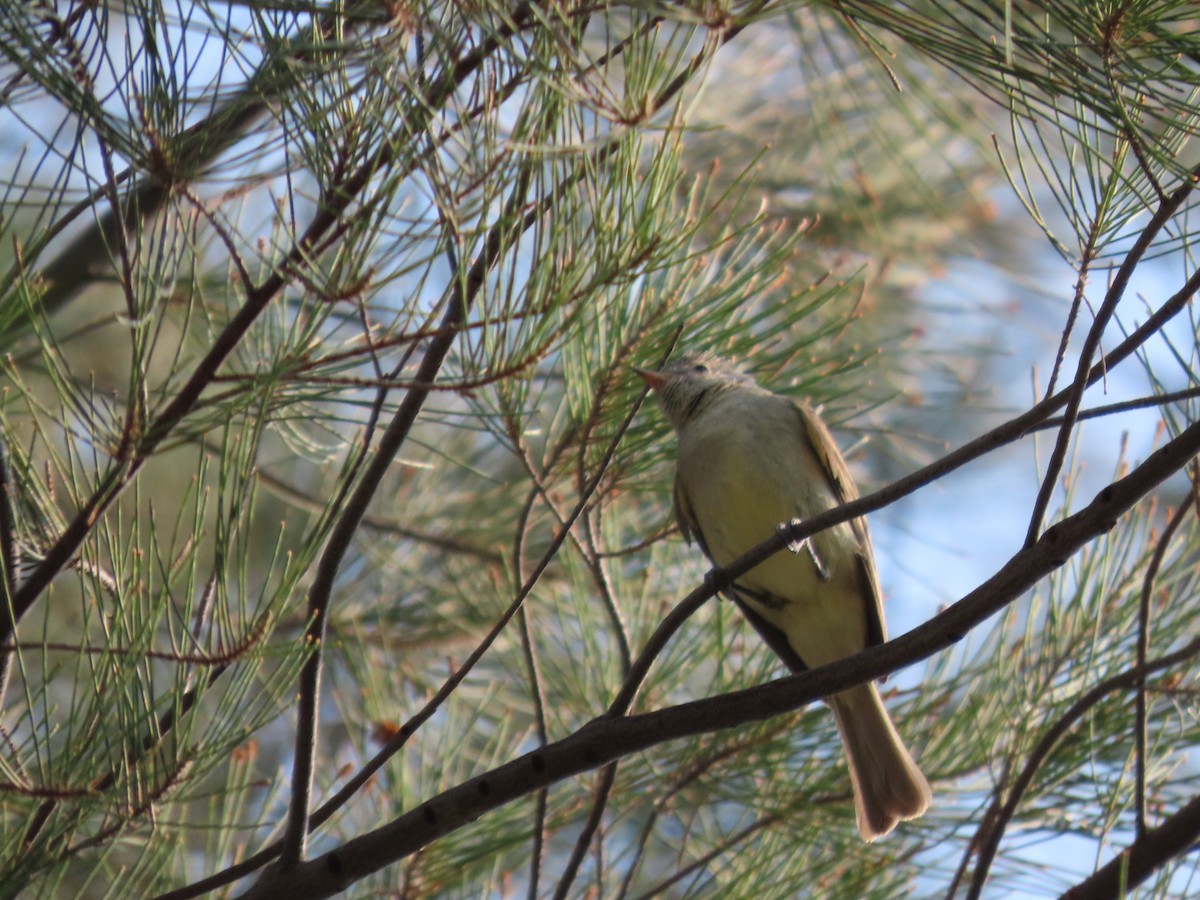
[731,592,809,673]
[794,400,887,648]
[672,471,699,548]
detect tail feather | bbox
[830,684,931,841]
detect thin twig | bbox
[1134,485,1195,839]
[1044,213,1098,398]
[277,145,543,865]
[518,603,550,900]
[0,437,18,706]
[1036,384,1200,430]
[552,763,618,900]
[513,483,551,900]
[1024,165,1200,547]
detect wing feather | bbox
[672,472,700,549]
[794,400,887,649]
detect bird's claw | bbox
[779,518,830,580]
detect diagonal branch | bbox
[1057,793,1200,900]
[1024,165,1200,547]
[1133,486,1195,840]
[959,637,1200,900]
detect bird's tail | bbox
[830,683,931,841]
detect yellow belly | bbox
[677,398,870,668]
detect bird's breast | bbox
[675,396,871,664]
[677,398,858,596]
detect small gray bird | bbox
[637,351,930,841]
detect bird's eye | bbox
[692,364,708,373]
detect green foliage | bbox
[0,1,1197,898]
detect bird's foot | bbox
[779,518,830,580]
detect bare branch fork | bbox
[1024,166,1200,546]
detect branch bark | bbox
[1059,793,1200,900]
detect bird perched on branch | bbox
[637,351,930,841]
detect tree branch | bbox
[1024,165,1200,546]
[1058,793,1200,900]
[960,636,1200,900]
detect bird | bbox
[636,351,931,841]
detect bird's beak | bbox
[632,366,665,390]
